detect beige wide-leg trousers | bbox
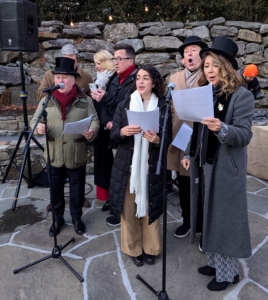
[121,176,162,257]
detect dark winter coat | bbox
[109,96,172,224]
[188,86,254,259]
[93,100,114,189]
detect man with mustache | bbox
[167,36,208,250]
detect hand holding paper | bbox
[126,109,159,134]
[181,158,190,170]
[142,130,160,144]
[202,117,222,132]
[83,128,94,140]
[171,84,214,122]
[62,115,93,135]
[120,125,141,137]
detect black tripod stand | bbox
[2,52,44,210]
[136,83,175,300]
[13,91,84,282]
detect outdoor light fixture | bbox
[145,4,148,12]
[108,9,113,21]
[70,13,74,26]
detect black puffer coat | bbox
[109,96,172,224]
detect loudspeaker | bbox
[0,0,39,52]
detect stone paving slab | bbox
[247,240,268,290]
[246,176,268,192]
[87,252,132,300]
[0,246,85,300]
[1,186,31,198]
[258,188,268,198]
[237,282,268,300]
[0,175,268,299]
[13,220,88,252]
[247,212,268,249]
[72,233,117,258]
[247,193,268,216]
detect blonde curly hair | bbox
[198,51,242,96]
[94,50,115,72]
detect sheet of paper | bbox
[62,115,93,135]
[126,108,159,134]
[172,122,193,151]
[171,84,214,122]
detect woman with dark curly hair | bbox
[108,65,172,266]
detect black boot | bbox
[254,91,265,100]
[207,274,239,291]
[101,200,109,212]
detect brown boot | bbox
[83,198,91,207]
[46,203,52,212]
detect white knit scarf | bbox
[129,90,158,218]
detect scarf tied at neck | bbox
[53,84,77,120]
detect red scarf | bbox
[53,85,77,120]
[118,64,136,84]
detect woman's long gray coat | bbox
[189,86,254,259]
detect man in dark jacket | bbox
[91,43,138,226]
[167,36,208,250]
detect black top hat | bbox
[52,57,79,78]
[199,36,238,69]
[178,36,208,57]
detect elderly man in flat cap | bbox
[36,44,93,101]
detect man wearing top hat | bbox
[30,57,99,236]
[37,44,93,209]
[36,44,93,101]
[167,36,208,248]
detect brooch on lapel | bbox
[218,103,224,111]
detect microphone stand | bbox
[136,93,171,300]
[13,92,84,282]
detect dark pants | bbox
[179,174,203,232]
[247,77,262,98]
[50,164,85,220]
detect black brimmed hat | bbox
[199,36,238,69]
[52,57,79,78]
[178,36,208,57]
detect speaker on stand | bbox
[0,0,44,207]
[0,0,39,52]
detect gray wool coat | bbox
[188,86,254,259]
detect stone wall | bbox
[0,17,268,178]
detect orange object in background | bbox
[244,64,258,77]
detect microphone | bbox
[165,82,176,102]
[43,83,64,93]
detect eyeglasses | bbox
[111,57,132,62]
